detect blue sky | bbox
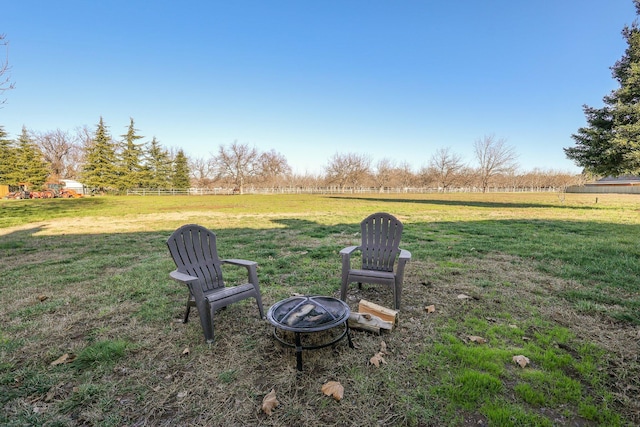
[1,1,636,175]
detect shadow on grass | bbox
[271,218,356,237]
[1,216,638,323]
[327,196,600,210]
[0,197,108,228]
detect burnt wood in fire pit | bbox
[267,295,354,370]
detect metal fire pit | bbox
[267,295,353,370]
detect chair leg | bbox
[204,308,215,344]
[195,305,214,344]
[340,278,349,302]
[255,295,265,319]
[394,282,401,310]
[183,298,192,324]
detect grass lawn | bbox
[1,192,638,426]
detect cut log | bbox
[358,300,398,326]
[348,312,393,334]
[285,303,315,326]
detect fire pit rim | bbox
[266,295,351,333]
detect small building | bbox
[567,175,640,194]
[61,179,87,195]
[587,175,640,187]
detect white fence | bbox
[127,188,236,196]
[566,185,640,194]
[126,186,564,196]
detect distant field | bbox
[1,193,638,426]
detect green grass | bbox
[0,192,638,426]
[416,317,622,426]
[218,369,238,384]
[73,339,131,370]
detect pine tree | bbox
[146,137,172,189]
[172,149,191,190]
[14,126,49,188]
[565,1,640,176]
[117,118,145,190]
[0,126,17,185]
[82,117,118,192]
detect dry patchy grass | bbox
[3,251,639,425]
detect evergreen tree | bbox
[82,117,118,192]
[0,126,17,184]
[172,149,191,189]
[565,1,640,176]
[14,126,49,188]
[117,118,146,190]
[146,137,172,189]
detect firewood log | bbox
[285,303,315,326]
[348,312,393,334]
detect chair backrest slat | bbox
[360,212,403,272]
[167,224,225,291]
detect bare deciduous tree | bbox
[189,156,215,187]
[34,129,80,180]
[417,164,436,188]
[428,147,465,192]
[289,171,323,190]
[211,141,260,194]
[67,126,95,179]
[394,160,417,189]
[457,166,478,191]
[373,158,396,192]
[259,149,291,187]
[0,34,15,106]
[324,152,372,191]
[473,135,518,192]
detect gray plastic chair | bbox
[167,224,264,343]
[340,212,411,310]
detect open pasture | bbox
[1,192,638,426]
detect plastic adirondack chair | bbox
[340,212,411,310]
[166,224,264,343]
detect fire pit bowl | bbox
[266,295,353,370]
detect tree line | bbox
[174,133,581,193]
[0,118,190,192]
[0,117,581,194]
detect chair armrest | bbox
[222,258,257,268]
[340,246,360,257]
[222,259,259,287]
[340,246,360,277]
[394,249,411,289]
[169,270,199,284]
[169,270,207,320]
[399,249,411,262]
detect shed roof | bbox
[586,175,640,186]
